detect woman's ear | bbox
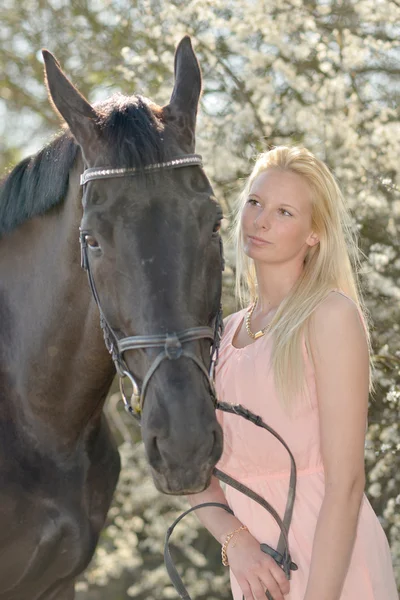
[307,231,319,247]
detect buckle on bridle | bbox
[164,334,183,360]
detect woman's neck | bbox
[254,262,304,312]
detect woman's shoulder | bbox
[309,289,368,346]
[313,289,362,319]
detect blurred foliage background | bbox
[1,0,399,597]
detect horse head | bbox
[42,37,224,494]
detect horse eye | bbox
[85,234,100,249]
[213,221,222,234]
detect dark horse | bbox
[0,38,224,599]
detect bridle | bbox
[79,154,224,422]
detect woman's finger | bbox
[258,573,286,600]
[237,577,255,600]
[260,560,290,597]
[270,564,290,596]
[248,574,271,600]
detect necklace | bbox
[245,300,272,340]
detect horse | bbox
[0,37,224,600]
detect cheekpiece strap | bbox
[80,154,203,186]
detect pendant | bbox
[254,330,265,340]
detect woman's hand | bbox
[227,530,290,600]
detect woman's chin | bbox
[244,244,272,260]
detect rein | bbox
[164,401,298,600]
[79,154,224,421]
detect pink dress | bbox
[215,299,398,600]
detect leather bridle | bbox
[79,154,224,422]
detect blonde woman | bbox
[188,147,398,600]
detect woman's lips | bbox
[248,235,272,246]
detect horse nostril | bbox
[148,436,163,471]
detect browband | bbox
[80,154,203,186]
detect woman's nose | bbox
[255,209,271,230]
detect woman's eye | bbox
[247,198,259,206]
[279,208,292,217]
[85,234,100,249]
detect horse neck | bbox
[0,155,115,451]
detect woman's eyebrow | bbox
[281,203,299,212]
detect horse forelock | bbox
[93,93,166,168]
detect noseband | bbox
[79,154,224,422]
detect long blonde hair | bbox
[233,146,372,413]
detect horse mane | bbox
[0,133,79,238]
[0,93,165,238]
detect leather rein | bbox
[164,401,298,600]
[79,154,224,421]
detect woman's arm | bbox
[305,292,369,600]
[187,475,242,544]
[187,477,290,600]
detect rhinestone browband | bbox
[80,154,203,186]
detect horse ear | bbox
[163,36,202,152]
[42,50,100,164]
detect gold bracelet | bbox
[221,525,249,567]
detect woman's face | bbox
[241,168,319,266]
